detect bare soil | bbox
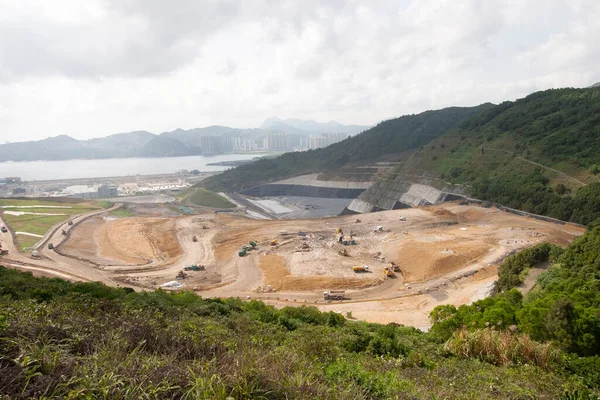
[46,202,585,327]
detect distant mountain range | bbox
[260,117,368,136]
[0,118,370,162]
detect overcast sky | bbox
[0,0,598,142]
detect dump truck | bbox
[48,243,54,250]
[323,290,346,300]
[249,241,257,248]
[353,265,369,272]
[238,248,247,257]
[31,250,40,258]
[1,226,7,233]
[384,266,394,277]
[389,262,400,272]
[270,239,278,246]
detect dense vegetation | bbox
[399,87,600,224]
[1,265,598,399]
[494,242,562,292]
[201,104,493,192]
[430,225,600,389]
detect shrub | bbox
[445,328,562,367]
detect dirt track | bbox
[0,202,585,328]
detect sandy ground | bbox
[1,202,585,328]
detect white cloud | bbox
[0,0,598,142]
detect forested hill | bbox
[201,104,494,192]
[394,86,600,224]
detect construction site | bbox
[0,201,585,329]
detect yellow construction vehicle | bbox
[270,239,278,246]
[383,266,394,277]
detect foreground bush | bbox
[0,267,594,399]
[445,328,562,367]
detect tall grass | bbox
[445,327,562,367]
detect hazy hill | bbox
[201,104,493,191]
[260,117,370,135]
[0,117,368,162]
[0,131,200,162]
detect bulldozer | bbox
[176,270,187,280]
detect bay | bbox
[0,154,267,181]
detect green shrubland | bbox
[0,264,596,399]
[430,224,600,393]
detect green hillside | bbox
[395,87,600,224]
[201,104,493,192]
[1,262,599,399]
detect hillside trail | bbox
[518,261,550,295]
[483,147,586,186]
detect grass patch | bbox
[189,188,235,208]
[109,204,136,217]
[14,234,40,251]
[0,198,92,207]
[175,187,195,202]
[3,214,68,236]
[94,200,114,209]
[1,199,100,250]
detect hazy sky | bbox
[1,0,598,142]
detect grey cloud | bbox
[0,0,243,81]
